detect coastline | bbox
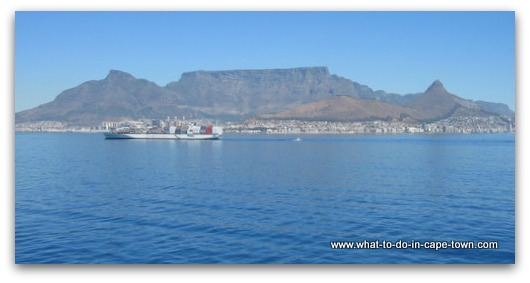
[14,116,515,135]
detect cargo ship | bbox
[104,123,223,140]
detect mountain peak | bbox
[431,79,443,86]
[105,70,136,80]
[426,79,447,94]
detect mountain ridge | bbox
[15,67,515,126]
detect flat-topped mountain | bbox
[165,66,356,119]
[15,67,514,126]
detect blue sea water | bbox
[15,133,515,264]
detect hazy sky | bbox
[15,11,515,112]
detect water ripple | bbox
[15,133,515,263]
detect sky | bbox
[14,11,515,112]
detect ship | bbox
[104,123,223,140]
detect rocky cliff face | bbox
[165,67,355,118]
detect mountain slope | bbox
[351,81,420,105]
[259,80,507,123]
[475,100,515,119]
[260,95,419,121]
[16,70,192,125]
[15,67,514,126]
[404,80,481,121]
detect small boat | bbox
[104,123,223,140]
[293,137,302,142]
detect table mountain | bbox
[165,66,356,119]
[15,67,514,126]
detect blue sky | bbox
[15,11,515,112]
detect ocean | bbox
[15,132,515,263]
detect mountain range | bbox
[15,67,514,126]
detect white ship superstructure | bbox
[104,122,223,140]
